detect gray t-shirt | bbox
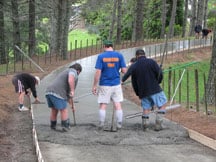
[46,68,78,100]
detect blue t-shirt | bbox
[95,51,126,86]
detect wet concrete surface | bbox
[33,44,216,162]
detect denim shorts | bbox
[141,91,167,110]
[45,94,67,110]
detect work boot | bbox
[61,119,70,132]
[50,120,57,130]
[142,115,149,131]
[154,114,163,131]
[157,109,166,114]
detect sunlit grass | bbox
[162,60,210,103]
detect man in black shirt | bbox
[194,24,202,39]
[122,49,167,130]
[12,73,41,111]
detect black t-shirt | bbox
[195,25,202,33]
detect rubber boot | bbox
[61,119,70,132]
[142,115,149,131]
[50,120,57,130]
[155,113,164,131]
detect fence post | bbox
[186,70,189,109]
[195,69,199,112]
[86,39,88,57]
[79,40,82,58]
[74,40,77,60]
[70,42,72,59]
[168,67,172,101]
[178,70,182,103]
[203,73,208,115]
[172,70,176,97]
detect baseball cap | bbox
[103,40,113,46]
[35,76,40,85]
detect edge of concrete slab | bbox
[31,107,45,162]
[185,127,216,150]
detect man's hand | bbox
[32,99,41,104]
[32,98,44,104]
[92,86,97,95]
[69,91,74,98]
[25,90,31,96]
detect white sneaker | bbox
[18,106,29,111]
[98,121,104,130]
[116,122,122,129]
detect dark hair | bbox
[69,63,82,73]
[135,49,145,56]
[130,57,137,63]
[104,44,113,48]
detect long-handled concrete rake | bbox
[73,92,92,103]
[125,104,181,119]
[125,69,185,119]
[70,98,76,126]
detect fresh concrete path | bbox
[33,48,216,162]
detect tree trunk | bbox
[189,0,197,36]
[196,0,205,27]
[131,4,136,42]
[160,0,167,39]
[205,27,216,104]
[50,0,58,56]
[28,0,35,57]
[61,0,70,59]
[203,0,209,28]
[56,0,64,56]
[0,0,6,64]
[182,0,188,37]
[11,0,21,61]
[168,0,177,38]
[116,0,122,44]
[109,0,117,40]
[135,0,144,41]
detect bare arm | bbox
[92,69,101,95]
[68,74,75,98]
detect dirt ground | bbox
[0,46,216,161]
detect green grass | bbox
[162,60,210,103]
[68,29,99,50]
[37,29,99,53]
